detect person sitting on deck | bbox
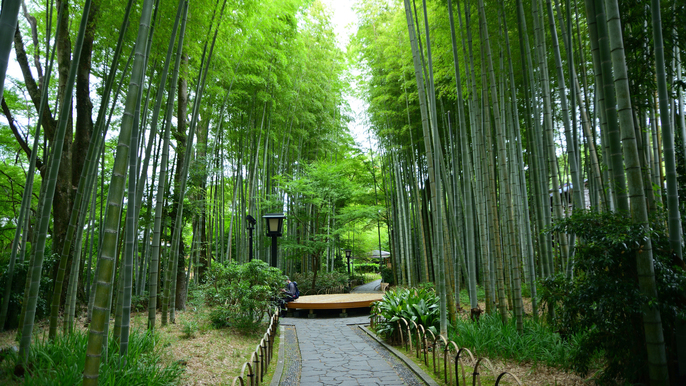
[280,278,299,310]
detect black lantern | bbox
[246,215,256,261]
[345,249,352,276]
[263,213,285,267]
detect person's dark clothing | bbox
[283,281,297,302]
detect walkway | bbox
[278,316,426,386]
[273,281,434,386]
[350,279,383,293]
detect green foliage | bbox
[0,330,183,385]
[181,319,198,339]
[204,260,283,330]
[371,287,441,339]
[457,286,486,306]
[130,292,149,313]
[352,262,378,274]
[271,158,385,271]
[379,266,395,285]
[448,312,582,370]
[350,272,381,284]
[0,250,57,330]
[542,211,686,383]
[291,271,348,295]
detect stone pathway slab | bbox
[280,315,426,385]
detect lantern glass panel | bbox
[268,218,280,233]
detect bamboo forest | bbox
[0,0,685,384]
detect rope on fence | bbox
[231,307,281,386]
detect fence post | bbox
[473,357,496,386]
[400,318,410,352]
[445,341,458,385]
[409,320,419,359]
[241,362,254,386]
[425,329,436,373]
[454,347,475,386]
[251,351,260,385]
[421,325,429,365]
[397,319,404,347]
[231,376,246,386]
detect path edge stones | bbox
[359,325,440,386]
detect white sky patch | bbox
[322,0,374,152]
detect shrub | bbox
[203,260,284,329]
[353,262,378,274]
[371,287,441,339]
[350,272,381,285]
[0,251,58,330]
[542,210,686,384]
[131,292,148,313]
[181,319,198,339]
[291,271,348,295]
[379,266,395,285]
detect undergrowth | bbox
[0,329,183,385]
[449,312,588,371]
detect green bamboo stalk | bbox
[592,0,629,212]
[149,0,188,330]
[545,0,583,212]
[0,0,21,99]
[82,0,153,382]
[447,0,477,311]
[130,0,184,300]
[651,0,682,262]
[603,0,670,383]
[86,46,135,324]
[48,0,135,340]
[18,0,92,363]
[0,96,39,332]
[1,0,65,332]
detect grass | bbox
[0,294,279,385]
[449,312,578,369]
[0,328,184,386]
[260,331,280,385]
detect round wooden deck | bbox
[286,293,384,310]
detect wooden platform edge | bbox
[286,299,381,310]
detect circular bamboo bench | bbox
[286,293,384,317]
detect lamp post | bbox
[345,249,352,276]
[263,213,285,267]
[246,215,256,261]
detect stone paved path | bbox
[280,315,425,385]
[350,279,382,293]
